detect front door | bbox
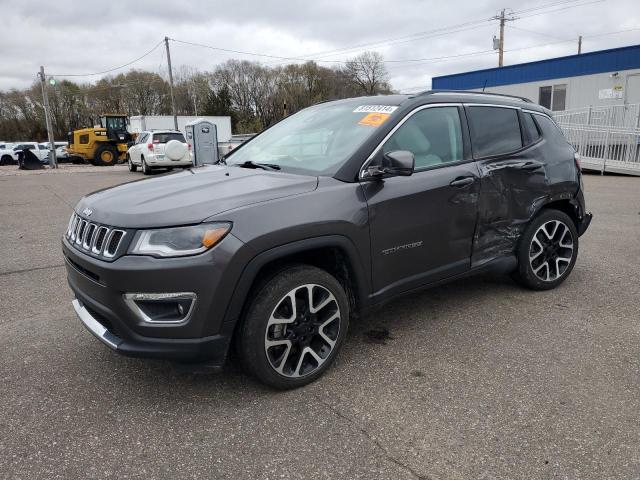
[361,105,480,299]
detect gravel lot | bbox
[1,165,639,479]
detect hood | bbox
[76,165,318,228]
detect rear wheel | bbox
[0,154,13,165]
[238,265,349,389]
[127,155,137,172]
[93,144,118,166]
[141,157,150,175]
[512,209,578,290]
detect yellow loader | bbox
[67,115,134,166]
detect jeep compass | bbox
[63,91,592,389]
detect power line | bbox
[506,24,568,41]
[386,26,640,72]
[277,0,592,63]
[48,40,164,78]
[273,0,591,63]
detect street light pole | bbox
[164,36,179,130]
[38,66,58,168]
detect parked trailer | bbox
[128,116,232,142]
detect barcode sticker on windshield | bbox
[353,105,398,114]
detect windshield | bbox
[226,101,397,176]
[102,116,126,131]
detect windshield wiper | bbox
[232,160,281,171]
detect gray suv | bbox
[62,91,592,389]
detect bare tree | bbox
[0,56,396,140]
[343,51,391,96]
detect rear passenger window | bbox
[522,113,541,144]
[382,106,463,169]
[153,132,186,144]
[467,106,522,157]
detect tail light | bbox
[147,143,153,151]
[187,143,191,150]
[574,152,581,170]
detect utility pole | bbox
[492,9,516,67]
[578,35,583,54]
[164,36,178,130]
[38,66,58,169]
[498,9,506,67]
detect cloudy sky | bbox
[1,0,638,92]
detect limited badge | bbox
[358,112,390,127]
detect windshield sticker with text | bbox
[358,112,390,127]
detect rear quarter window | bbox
[467,106,523,157]
[522,113,541,144]
[535,114,569,145]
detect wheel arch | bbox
[536,197,581,230]
[223,235,370,330]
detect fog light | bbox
[123,292,196,324]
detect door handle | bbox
[449,176,475,187]
[520,161,542,171]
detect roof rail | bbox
[419,89,533,103]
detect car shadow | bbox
[70,271,523,399]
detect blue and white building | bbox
[432,44,640,112]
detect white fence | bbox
[555,104,640,129]
[555,104,640,176]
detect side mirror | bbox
[364,150,415,179]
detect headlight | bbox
[130,222,231,257]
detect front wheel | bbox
[512,209,578,290]
[93,144,118,166]
[238,265,349,389]
[127,155,137,172]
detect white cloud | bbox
[1,0,638,92]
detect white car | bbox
[1,142,49,165]
[127,130,192,175]
[41,142,69,162]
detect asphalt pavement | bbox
[1,165,638,479]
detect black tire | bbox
[238,265,350,390]
[93,144,118,166]
[512,209,579,290]
[141,157,150,175]
[1,154,14,166]
[127,155,137,172]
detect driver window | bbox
[382,106,463,169]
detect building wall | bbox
[474,69,640,110]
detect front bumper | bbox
[71,297,233,363]
[63,233,246,365]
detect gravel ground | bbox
[0,166,638,479]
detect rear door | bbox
[465,104,550,266]
[361,104,480,299]
[151,132,186,159]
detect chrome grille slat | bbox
[75,220,87,245]
[72,215,81,241]
[92,226,109,254]
[104,230,126,258]
[82,223,96,250]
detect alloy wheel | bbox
[264,284,341,378]
[529,220,574,282]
